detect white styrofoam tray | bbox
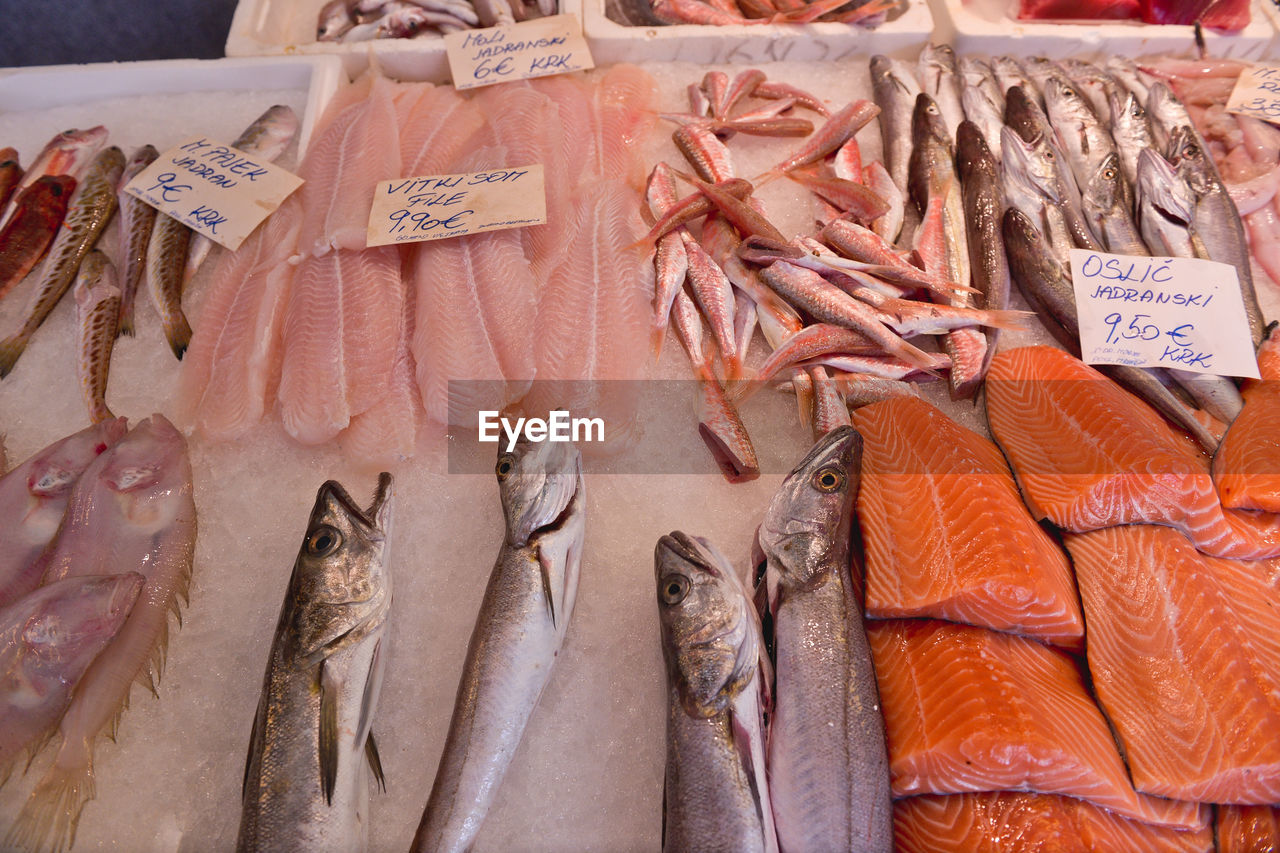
[584,0,934,64]
[226,0,584,82]
[930,0,1280,60]
[0,55,343,161]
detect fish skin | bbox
[412,440,584,853]
[146,213,194,360]
[1064,525,1280,804]
[0,573,143,781]
[1109,87,1157,189]
[7,415,196,853]
[0,175,75,303]
[0,419,128,609]
[862,161,904,242]
[0,127,108,231]
[1058,58,1119,130]
[869,55,920,200]
[955,120,1011,385]
[656,531,774,853]
[237,473,393,853]
[0,146,123,378]
[757,426,892,853]
[807,364,851,439]
[1043,74,1118,193]
[785,170,890,223]
[673,123,736,183]
[114,145,157,337]
[1165,124,1262,347]
[917,43,964,139]
[764,100,880,177]
[0,148,21,213]
[73,251,121,424]
[1080,153,1146,256]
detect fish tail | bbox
[980,308,1035,330]
[163,312,193,361]
[650,322,668,362]
[6,751,96,853]
[116,301,135,338]
[0,333,28,378]
[751,169,783,187]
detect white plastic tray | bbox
[584,0,934,64]
[226,0,584,82]
[0,55,343,160]
[931,0,1280,60]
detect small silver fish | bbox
[238,473,394,853]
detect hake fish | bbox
[756,426,892,853]
[412,439,585,853]
[238,473,394,853]
[657,531,775,853]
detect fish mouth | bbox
[516,458,581,546]
[318,472,393,534]
[656,531,722,579]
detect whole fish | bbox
[1001,207,1221,453]
[74,251,122,424]
[763,100,880,178]
[917,43,964,139]
[992,55,1036,99]
[1166,125,1263,347]
[1135,147,1201,259]
[1146,82,1198,157]
[1108,87,1157,189]
[0,146,124,378]
[238,473,393,853]
[671,288,760,482]
[0,148,21,212]
[0,175,75,302]
[0,573,143,781]
[0,418,127,608]
[317,0,357,38]
[756,426,891,852]
[7,415,196,853]
[956,120,1012,385]
[1080,153,1146,255]
[147,213,194,359]
[1057,58,1117,129]
[183,105,299,288]
[868,55,920,201]
[1043,75,1119,197]
[656,531,774,853]
[959,66,1006,161]
[0,126,108,230]
[685,230,742,380]
[114,144,158,337]
[412,439,585,853]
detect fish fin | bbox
[243,694,265,799]
[319,660,339,807]
[164,312,193,361]
[539,549,558,629]
[356,639,383,749]
[6,751,95,853]
[0,334,28,378]
[365,733,387,794]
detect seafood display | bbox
[238,473,393,852]
[317,0,559,41]
[648,0,898,26]
[1016,0,1251,29]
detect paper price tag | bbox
[444,14,594,92]
[1069,249,1259,379]
[366,165,546,247]
[123,136,303,251]
[1226,65,1280,123]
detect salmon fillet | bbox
[1063,525,1280,804]
[1213,325,1280,511]
[866,619,1206,829]
[985,346,1280,559]
[852,396,1084,649]
[894,793,1213,852]
[1215,805,1280,853]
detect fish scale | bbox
[73,250,121,423]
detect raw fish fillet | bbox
[7,416,195,853]
[409,197,537,426]
[852,397,1084,648]
[178,194,301,440]
[866,619,1207,829]
[294,73,400,259]
[894,793,1212,852]
[985,346,1280,559]
[1216,805,1280,853]
[1213,325,1280,511]
[398,84,486,177]
[592,64,659,191]
[1142,0,1250,29]
[1063,525,1280,804]
[277,246,403,445]
[525,76,597,277]
[1017,0,1140,19]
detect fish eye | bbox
[661,574,690,605]
[496,455,515,480]
[812,466,846,492]
[1103,167,1117,180]
[306,525,342,557]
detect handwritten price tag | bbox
[1226,65,1280,123]
[1069,250,1259,379]
[365,165,546,247]
[444,13,593,91]
[123,136,303,251]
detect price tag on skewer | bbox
[443,13,594,91]
[1226,65,1280,124]
[123,136,303,251]
[366,165,546,246]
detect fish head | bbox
[25,418,127,499]
[497,438,583,548]
[7,573,143,691]
[655,531,758,718]
[1165,125,1213,194]
[290,472,394,661]
[1082,153,1127,217]
[1108,88,1146,133]
[1000,127,1060,204]
[910,93,948,149]
[1043,75,1094,124]
[756,426,859,591]
[52,125,109,157]
[1001,85,1044,140]
[955,120,996,182]
[317,0,356,39]
[1136,148,1195,224]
